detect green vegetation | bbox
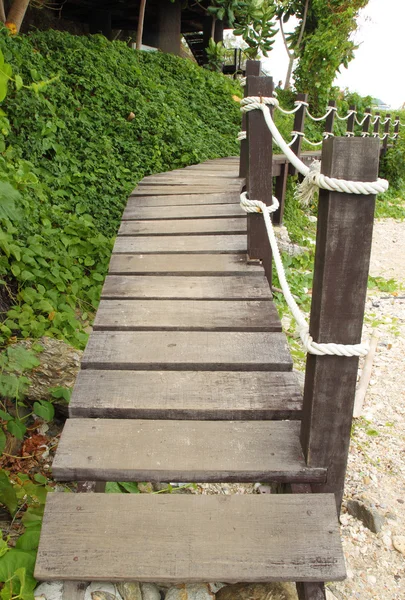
[0,29,240,349]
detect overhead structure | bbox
[60,0,228,65]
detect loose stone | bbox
[117,583,142,600]
[216,582,298,600]
[346,498,385,533]
[165,583,215,599]
[392,535,405,555]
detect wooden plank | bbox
[300,137,380,512]
[69,370,302,420]
[93,299,281,332]
[82,331,293,371]
[127,193,239,207]
[138,178,241,187]
[118,218,246,236]
[35,493,346,582]
[52,420,326,483]
[63,582,87,600]
[101,275,271,300]
[113,235,246,254]
[122,204,244,220]
[129,185,239,196]
[108,254,263,276]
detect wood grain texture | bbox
[63,582,87,600]
[122,203,244,220]
[108,254,263,275]
[128,193,239,207]
[118,218,246,236]
[93,299,281,332]
[101,275,271,300]
[82,331,293,371]
[128,185,238,196]
[300,137,380,512]
[69,370,302,420]
[138,178,241,187]
[35,493,345,582]
[52,420,326,483]
[113,235,246,254]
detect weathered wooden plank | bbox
[138,178,241,186]
[108,254,263,276]
[35,493,346,582]
[122,203,244,220]
[118,217,246,236]
[69,370,302,420]
[129,185,239,196]
[127,193,239,207]
[82,331,292,371]
[113,235,246,254]
[52,420,326,483]
[93,299,281,332]
[63,582,87,600]
[102,275,271,300]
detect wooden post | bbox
[373,111,380,137]
[214,19,224,43]
[362,108,371,136]
[246,75,273,282]
[346,104,356,136]
[300,137,380,513]
[324,100,336,136]
[157,0,181,55]
[289,92,308,175]
[382,113,391,155]
[272,162,288,225]
[239,60,261,179]
[394,115,400,143]
[296,582,326,600]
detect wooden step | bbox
[52,420,325,483]
[101,275,271,300]
[113,235,246,254]
[69,370,302,420]
[122,203,243,220]
[93,300,280,332]
[130,193,239,206]
[118,217,246,236]
[82,331,293,371]
[138,178,240,187]
[35,493,345,583]
[108,254,263,275]
[128,185,239,196]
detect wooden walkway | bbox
[35,158,345,589]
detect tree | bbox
[6,0,30,32]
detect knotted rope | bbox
[239,95,390,357]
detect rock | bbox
[17,337,82,403]
[140,583,161,600]
[216,582,298,600]
[274,225,305,257]
[392,535,405,555]
[34,582,63,600]
[85,583,123,600]
[92,593,118,600]
[117,583,142,600]
[346,498,385,533]
[165,583,215,599]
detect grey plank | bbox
[82,331,292,371]
[128,193,239,207]
[63,582,86,600]
[108,254,263,276]
[113,235,246,254]
[118,218,246,236]
[129,185,239,196]
[93,300,281,332]
[52,420,326,483]
[69,370,302,420]
[122,203,244,220]
[35,493,346,582]
[138,178,240,186]
[101,275,271,300]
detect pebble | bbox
[117,583,142,600]
[392,535,405,555]
[165,583,215,599]
[346,498,385,533]
[92,593,118,600]
[216,582,298,600]
[140,583,161,600]
[34,582,63,600]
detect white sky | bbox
[258,0,405,110]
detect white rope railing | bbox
[239,95,390,357]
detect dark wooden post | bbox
[296,582,326,600]
[362,108,372,136]
[289,92,308,175]
[246,75,273,281]
[394,115,400,143]
[214,19,224,43]
[157,0,181,55]
[239,60,261,179]
[373,111,380,137]
[346,104,356,136]
[324,100,336,136]
[382,113,391,155]
[300,137,380,513]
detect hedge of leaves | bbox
[0,29,241,348]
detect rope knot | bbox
[296,161,321,206]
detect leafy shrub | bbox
[0,29,241,348]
